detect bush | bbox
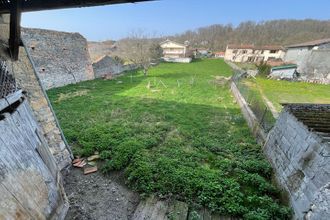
[257,61,271,77]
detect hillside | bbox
[89,19,330,60]
[172,19,330,50]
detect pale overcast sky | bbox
[21,0,330,41]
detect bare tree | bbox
[115,31,162,76]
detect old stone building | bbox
[22,28,95,89]
[284,38,330,83]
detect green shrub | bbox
[256,62,271,77]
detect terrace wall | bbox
[264,109,330,219]
[22,28,94,89]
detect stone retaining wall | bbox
[264,108,330,219]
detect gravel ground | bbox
[63,167,140,220]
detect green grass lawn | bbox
[243,77,330,111]
[48,59,290,219]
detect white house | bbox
[224,44,285,63]
[160,39,192,63]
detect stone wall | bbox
[264,107,330,219]
[299,50,330,84]
[93,55,125,78]
[22,28,94,89]
[0,14,72,170]
[284,47,330,84]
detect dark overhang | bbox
[0,0,152,14]
[1,0,152,60]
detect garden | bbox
[48,59,291,219]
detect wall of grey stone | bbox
[264,109,330,219]
[284,47,330,84]
[0,15,72,170]
[284,47,311,69]
[93,55,138,78]
[93,55,124,78]
[22,28,94,89]
[299,50,330,84]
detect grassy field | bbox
[242,77,330,111]
[48,59,290,219]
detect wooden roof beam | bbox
[9,0,22,61]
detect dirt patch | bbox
[56,90,89,103]
[63,168,140,220]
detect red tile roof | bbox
[214,51,225,55]
[286,38,330,48]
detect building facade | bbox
[284,38,330,83]
[224,44,285,63]
[160,39,189,58]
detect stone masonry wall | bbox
[264,109,330,219]
[93,55,138,78]
[22,28,94,89]
[299,50,330,84]
[0,14,72,170]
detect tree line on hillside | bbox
[89,19,330,64]
[169,19,330,50]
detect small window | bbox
[31,46,35,50]
[41,68,45,72]
[242,50,247,54]
[270,50,277,54]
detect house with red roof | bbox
[214,51,225,58]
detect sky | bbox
[21,0,330,41]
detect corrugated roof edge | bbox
[271,64,297,70]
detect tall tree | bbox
[116,31,162,76]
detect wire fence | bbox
[0,61,18,99]
[232,70,276,133]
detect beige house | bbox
[224,44,285,63]
[160,39,189,58]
